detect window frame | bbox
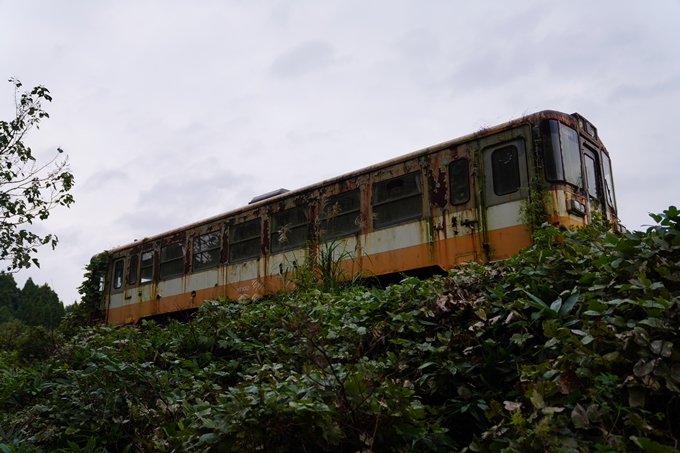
[159,241,185,280]
[139,251,153,284]
[372,171,423,229]
[128,255,138,285]
[229,218,262,263]
[192,230,221,272]
[111,259,125,291]
[601,151,617,211]
[320,190,361,239]
[449,158,470,206]
[270,205,309,253]
[541,119,583,189]
[491,145,521,196]
[482,138,529,207]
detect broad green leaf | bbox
[631,436,677,453]
[558,291,580,317]
[550,297,563,314]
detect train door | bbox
[445,156,480,266]
[481,138,531,261]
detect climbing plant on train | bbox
[0,78,74,271]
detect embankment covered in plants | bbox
[2,208,680,452]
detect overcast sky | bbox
[1,0,679,305]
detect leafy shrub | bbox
[2,208,680,452]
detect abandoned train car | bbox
[99,110,620,324]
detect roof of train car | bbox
[102,109,603,256]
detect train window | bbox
[601,152,616,211]
[320,190,360,239]
[560,123,582,188]
[541,120,582,188]
[372,172,422,229]
[128,255,138,285]
[229,218,261,262]
[112,259,124,290]
[271,206,308,253]
[491,146,521,196]
[449,158,470,205]
[193,231,220,271]
[584,153,600,201]
[160,242,185,279]
[140,251,153,284]
[541,120,563,181]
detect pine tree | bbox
[15,278,65,328]
[0,273,20,323]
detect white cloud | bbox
[1,0,679,304]
[269,40,339,79]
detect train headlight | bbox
[568,199,587,217]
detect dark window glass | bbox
[584,154,599,200]
[128,255,138,285]
[491,146,521,196]
[140,251,153,284]
[112,259,124,290]
[271,206,308,253]
[229,218,261,262]
[559,123,582,188]
[160,242,185,279]
[602,152,616,210]
[320,190,360,239]
[541,120,564,181]
[372,172,422,229]
[541,120,583,189]
[193,231,221,271]
[449,158,470,205]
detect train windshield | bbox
[601,152,617,211]
[541,120,582,188]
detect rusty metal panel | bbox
[362,220,427,256]
[227,259,259,296]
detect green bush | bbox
[2,208,680,452]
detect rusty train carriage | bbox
[102,110,620,324]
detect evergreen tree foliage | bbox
[0,273,20,314]
[0,274,64,329]
[15,278,65,328]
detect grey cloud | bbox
[82,169,130,191]
[115,165,253,237]
[286,128,341,145]
[392,29,440,60]
[269,40,337,79]
[606,75,680,103]
[446,48,533,92]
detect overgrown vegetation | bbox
[0,273,64,358]
[279,238,367,294]
[2,208,680,452]
[518,172,551,232]
[69,251,110,324]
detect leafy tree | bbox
[0,78,74,271]
[0,318,25,352]
[0,306,11,324]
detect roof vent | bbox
[249,188,290,204]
